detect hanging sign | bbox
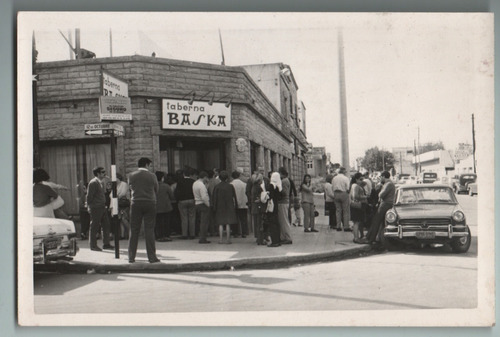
[101,70,128,98]
[99,96,132,121]
[161,99,231,131]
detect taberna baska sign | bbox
[162,99,231,131]
[101,70,128,98]
[99,96,132,121]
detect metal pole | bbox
[338,29,350,171]
[472,114,476,174]
[109,28,113,57]
[110,128,120,258]
[75,28,81,59]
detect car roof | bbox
[398,183,452,190]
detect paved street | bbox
[33,194,478,314]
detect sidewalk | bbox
[37,211,373,274]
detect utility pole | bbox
[75,28,81,59]
[109,28,113,57]
[338,29,350,171]
[472,114,476,174]
[417,126,421,174]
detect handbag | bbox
[266,199,274,213]
[350,200,362,209]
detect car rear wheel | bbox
[450,226,471,253]
[469,189,474,196]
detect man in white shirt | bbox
[193,171,211,244]
[332,167,351,231]
[230,170,249,238]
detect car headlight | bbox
[385,211,397,224]
[452,210,465,222]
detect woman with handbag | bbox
[350,172,368,243]
[262,172,282,247]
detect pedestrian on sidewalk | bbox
[349,172,368,243]
[193,171,211,244]
[300,174,318,233]
[116,173,131,240]
[77,181,90,240]
[323,174,336,230]
[212,170,238,244]
[231,170,249,238]
[263,172,282,247]
[333,167,351,232]
[128,157,160,263]
[360,170,395,245]
[155,171,174,242]
[86,167,113,251]
[277,167,293,244]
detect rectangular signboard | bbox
[161,99,231,131]
[85,123,124,133]
[101,70,128,98]
[99,96,133,121]
[85,129,124,136]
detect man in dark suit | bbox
[86,166,113,251]
[128,157,160,263]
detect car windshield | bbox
[397,187,456,204]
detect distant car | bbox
[454,173,477,194]
[382,184,471,253]
[434,176,454,188]
[419,172,438,184]
[467,180,478,196]
[33,216,79,264]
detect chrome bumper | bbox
[33,238,79,263]
[384,225,468,239]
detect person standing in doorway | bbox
[86,167,113,251]
[128,157,160,263]
[212,171,238,244]
[333,167,351,232]
[176,167,196,239]
[193,171,211,244]
[231,170,249,238]
[155,171,174,242]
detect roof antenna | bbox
[218,28,225,65]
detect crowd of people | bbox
[34,158,396,263]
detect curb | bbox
[34,245,373,274]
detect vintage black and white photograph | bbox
[17,12,494,326]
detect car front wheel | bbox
[450,226,471,253]
[380,234,400,251]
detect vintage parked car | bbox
[33,216,79,264]
[454,173,477,194]
[467,180,478,196]
[382,184,471,253]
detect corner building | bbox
[35,56,309,214]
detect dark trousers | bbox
[233,208,248,236]
[155,212,172,239]
[265,212,280,245]
[129,201,157,262]
[170,202,182,235]
[79,208,90,235]
[195,204,210,241]
[366,202,393,242]
[325,201,337,228]
[88,206,111,248]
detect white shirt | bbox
[332,174,350,192]
[193,179,210,207]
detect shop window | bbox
[307,160,313,169]
[39,140,112,215]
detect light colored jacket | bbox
[231,178,248,209]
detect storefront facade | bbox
[35,55,309,214]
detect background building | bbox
[34,56,309,214]
[306,146,328,177]
[412,150,455,178]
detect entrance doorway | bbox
[159,137,226,174]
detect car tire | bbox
[469,189,473,196]
[450,226,471,253]
[381,234,399,251]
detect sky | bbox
[26,12,493,164]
